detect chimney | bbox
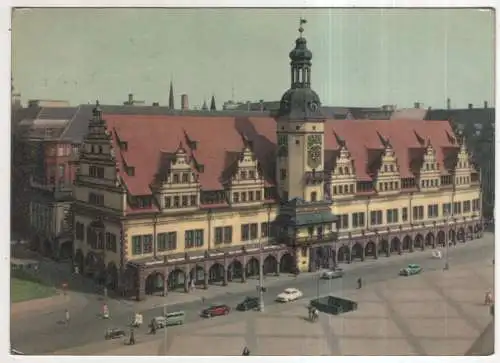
[181,94,189,110]
[128,93,134,104]
[468,103,473,110]
[484,101,488,109]
[414,102,421,109]
[259,99,264,112]
[446,98,451,110]
[152,102,159,107]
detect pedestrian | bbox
[201,296,206,304]
[129,328,135,345]
[65,309,70,324]
[150,319,157,335]
[242,346,250,356]
[357,277,362,289]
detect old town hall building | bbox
[72,22,483,300]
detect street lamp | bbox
[258,237,265,312]
[162,303,168,355]
[444,211,450,270]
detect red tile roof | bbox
[102,114,460,203]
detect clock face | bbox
[308,146,322,168]
[307,135,322,148]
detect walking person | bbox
[65,309,70,324]
[357,277,362,289]
[150,319,157,335]
[242,346,250,356]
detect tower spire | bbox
[168,79,174,110]
[210,94,217,111]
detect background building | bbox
[72,24,483,301]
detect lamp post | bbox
[258,237,265,312]
[444,211,450,270]
[163,303,168,355]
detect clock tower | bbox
[276,18,326,202]
[274,19,338,274]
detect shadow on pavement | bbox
[465,320,494,356]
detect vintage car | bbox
[236,297,260,311]
[104,328,126,340]
[320,268,344,279]
[201,304,231,318]
[276,288,303,303]
[399,263,422,276]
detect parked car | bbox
[320,268,344,279]
[104,328,126,340]
[399,263,422,276]
[237,297,260,311]
[276,288,303,303]
[201,304,231,318]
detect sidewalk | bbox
[11,293,69,318]
[116,236,492,311]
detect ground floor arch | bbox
[189,265,205,285]
[457,227,466,242]
[168,268,186,291]
[59,241,73,260]
[337,245,350,263]
[402,235,412,251]
[280,253,295,273]
[378,239,389,256]
[227,260,243,281]
[467,225,474,240]
[390,237,401,254]
[246,257,260,277]
[448,229,456,244]
[425,232,435,248]
[145,271,164,295]
[437,230,446,246]
[74,249,84,274]
[107,262,118,290]
[208,263,225,283]
[414,234,424,249]
[365,241,376,258]
[263,255,278,275]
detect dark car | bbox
[237,297,259,311]
[201,304,231,318]
[105,328,126,340]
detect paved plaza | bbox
[56,256,494,356]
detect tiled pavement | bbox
[57,257,494,356]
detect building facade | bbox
[72,24,483,301]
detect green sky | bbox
[11,7,495,109]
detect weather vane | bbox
[299,17,307,37]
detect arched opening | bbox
[390,237,401,254]
[337,245,350,263]
[314,247,329,270]
[365,241,376,258]
[246,257,260,278]
[189,265,205,285]
[414,234,424,249]
[43,239,52,257]
[448,229,456,245]
[457,228,466,242]
[227,260,243,281]
[84,252,98,277]
[280,253,295,273]
[402,235,412,251]
[263,255,278,275]
[425,233,435,248]
[107,262,118,290]
[74,249,84,274]
[145,272,164,295]
[208,263,225,284]
[378,239,389,256]
[59,241,73,260]
[96,257,107,285]
[351,243,363,260]
[437,230,446,246]
[167,269,186,291]
[123,265,138,298]
[467,226,474,240]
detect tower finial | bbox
[299,17,307,37]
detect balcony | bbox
[30,176,73,200]
[289,232,338,246]
[305,171,327,185]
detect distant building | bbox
[123,93,146,106]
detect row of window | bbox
[233,190,262,203]
[336,199,480,230]
[130,222,273,255]
[164,195,197,208]
[378,181,399,192]
[333,184,354,195]
[88,192,104,206]
[170,172,196,184]
[456,176,471,185]
[420,179,439,188]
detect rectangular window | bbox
[248,191,254,201]
[214,227,224,244]
[256,190,262,200]
[413,206,424,220]
[190,195,197,206]
[241,224,250,241]
[442,203,451,216]
[427,204,439,218]
[250,223,258,239]
[370,210,383,225]
[132,236,142,255]
[241,192,247,202]
[387,209,399,224]
[173,174,179,184]
[105,232,117,252]
[462,201,471,213]
[182,173,189,183]
[352,212,365,228]
[164,197,171,208]
[233,192,239,203]
[185,229,204,249]
[339,214,349,229]
[453,202,462,215]
[261,222,269,237]
[182,196,188,207]
[158,232,177,251]
[194,229,204,247]
[173,196,180,207]
[142,235,153,253]
[223,226,232,243]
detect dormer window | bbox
[126,166,135,176]
[344,166,349,174]
[173,196,180,207]
[240,171,247,180]
[182,173,189,183]
[384,165,388,172]
[249,170,256,179]
[173,173,179,184]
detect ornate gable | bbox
[374,139,401,195]
[417,139,441,191]
[227,136,265,205]
[454,135,472,188]
[330,143,356,199]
